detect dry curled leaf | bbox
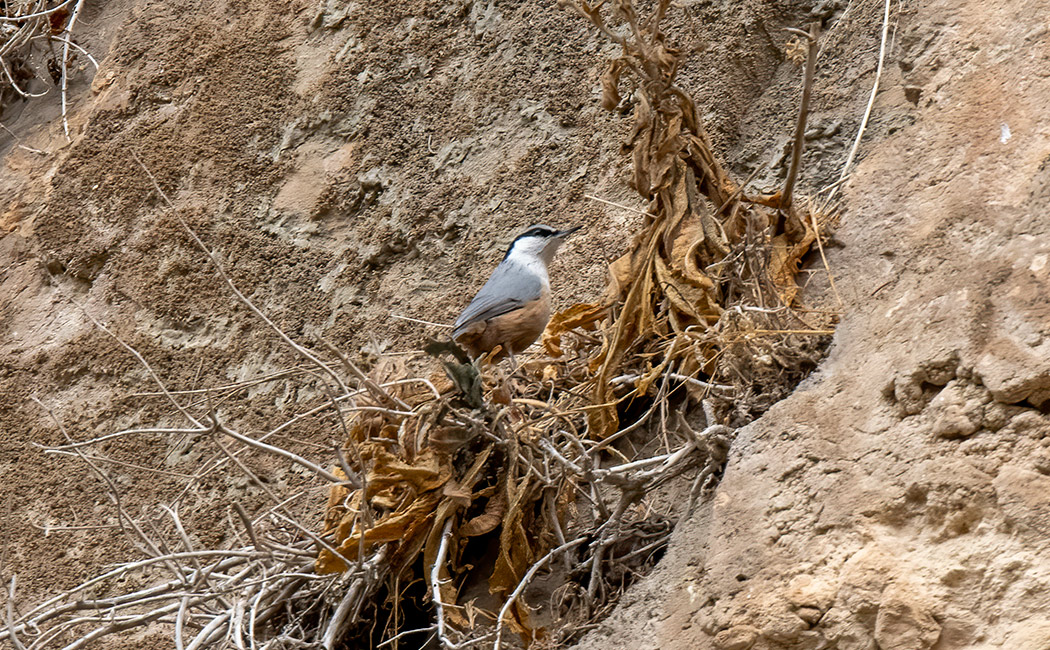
[542,301,608,356]
[600,59,625,111]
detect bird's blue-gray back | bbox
[452,260,544,338]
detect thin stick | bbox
[781,22,820,210]
[38,34,98,69]
[40,425,207,451]
[493,537,586,650]
[817,174,850,195]
[6,576,26,650]
[609,372,734,394]
[1,554,254,642]
[391,314,453,328]
[42,448,195,478]
[60,0,86,140]
[132,152,349,396]
[50,289,202,427]
[319,339,411,412]
[174,596,189,650]
[215,422,343,484]
[584,194,655,217]
[321,574,368,650]
[0,56,48,98]
[827,0,891,210]
[57,600,187,650]
[431,519,457,650]
[28,521,120,534]
[184,610,230,650]
[377,625,437,648]
[212,437,352,565]
[229,599,247,650]
[247,581,266,649]
[130,368,307,398]
[0,120,48,155]
[233,503,266,553]
[31,397,179,576]
[161,505,203,576]
[715,161,766,215]
[808,203,843,309]
[0,0,76,21]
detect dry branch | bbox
[781,22,821,211]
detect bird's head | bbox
[504,224,581,266]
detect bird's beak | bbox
[557,225,582,238]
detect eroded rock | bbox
[873,584,941,650]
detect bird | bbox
[452,224,581,360]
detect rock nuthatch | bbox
[452,224,581,360]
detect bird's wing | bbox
[452,263,544,338]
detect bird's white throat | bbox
[504,246,551,288]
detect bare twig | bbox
[609,372,735,395]
[48,288,203,428]
[175,596,192,650]
[320,547,386,650]
[377,625,437,648]
[493,537,587,650]
[132,152,349,396]
[390,313,453,328]
[431,519,457,650]
[781,22,821,211]
[232,502,266,553]
[808,200,843,309]
[319,338,411,412]
[583,194,656,217]
[60,0,86,140]
[6,576,27,650]
[30,397,182,576]
[0,0,77,22]
[826,0,892,210]
[214,420,343,484]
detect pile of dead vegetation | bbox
[3,1,837,649]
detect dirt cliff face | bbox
[2,0,1048,647]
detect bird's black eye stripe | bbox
[521,225,557,238]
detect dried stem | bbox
[781,22,821,211]
[132,152,349,396]
[59,0,86,139]
[431,519,457,650]
[493,537,586,650]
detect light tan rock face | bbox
[574,0,1050,649]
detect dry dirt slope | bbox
[0,0,1048,648]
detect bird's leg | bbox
[494,343,523,399]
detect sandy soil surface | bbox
[2,0,1048,647]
